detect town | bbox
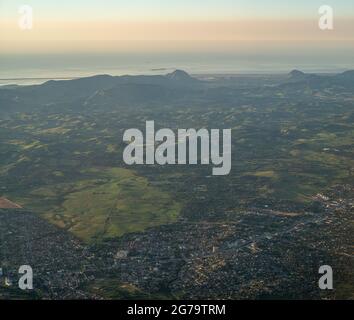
[1,184,352,299]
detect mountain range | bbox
[0,69,353,113]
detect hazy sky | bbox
[0,0,353,75]
[1,0,354,19]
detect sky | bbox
[0,0,353,53]
[0,0,353,20]
[0,0,353,76]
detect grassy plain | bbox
[21,167,181,242]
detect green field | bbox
[21,167,181,242]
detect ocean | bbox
[1,52,353,86]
